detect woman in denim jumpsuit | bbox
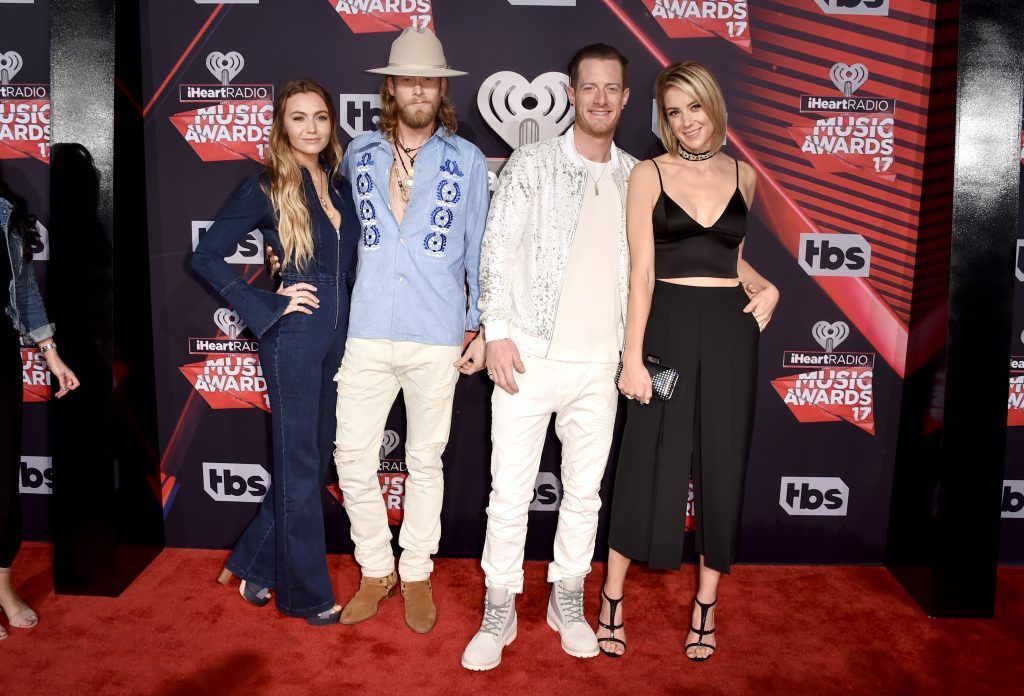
[192,81,357,624]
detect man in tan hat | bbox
[332,27,489,634]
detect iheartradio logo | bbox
[0,50,23,84]
[811,321,849,353]
[214,308,246,340]
[829,63,868,97]
[206,51,244,85]
[380,429,401,460]
[477,71,574,149]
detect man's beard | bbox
[575,110,620,139]
[398,99,441,129]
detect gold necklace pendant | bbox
[317,170,336,222]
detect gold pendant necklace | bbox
[317,169,335,223]
[587,160,608,196]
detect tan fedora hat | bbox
[367,27,467,78]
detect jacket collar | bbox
[356,125,460,154]
[560,125,623,173]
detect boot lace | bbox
[479,597,512,637]
[556,583,586,624]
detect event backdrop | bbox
[3,0,1022,564]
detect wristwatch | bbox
[39,341,57,354]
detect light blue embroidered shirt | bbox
[341,127,488,347]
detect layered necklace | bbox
[677,144,716,162]
[392,137,424,203]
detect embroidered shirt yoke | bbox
[342,127,489,347]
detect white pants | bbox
[334,338,462,581]
[481,353,619,593]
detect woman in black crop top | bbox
[598,62,779,662]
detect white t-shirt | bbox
[546,156,622,364]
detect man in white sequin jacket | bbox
[462,44,638,672]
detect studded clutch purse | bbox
[615,354,680,401]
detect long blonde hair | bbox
[263,79,343,271]
[655,62,728,155]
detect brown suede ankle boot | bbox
[401,579,437,634]
[340,571,398,625]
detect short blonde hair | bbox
[655,61,727,155]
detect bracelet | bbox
[39,341,56,354]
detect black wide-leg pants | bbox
[0,323,23,568]
[608,282,759,574]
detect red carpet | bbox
[1,544,1023,695]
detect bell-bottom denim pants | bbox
[225,272,347,618]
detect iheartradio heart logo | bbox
[380,430,401,458]
[829,63,868,97]
[213,308,246,339]
[0,51,23,85]
[206,51,244,85]
[812,320,850,353]
[477,71,574,149]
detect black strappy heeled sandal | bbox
[598,589,627,658]
[685,597,717,662]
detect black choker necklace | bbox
[677,144,715,162]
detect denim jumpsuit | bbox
[191,168,357,617]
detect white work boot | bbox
[461,587,518,671]
[547,576,599,658]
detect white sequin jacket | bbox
[479,128,638,357]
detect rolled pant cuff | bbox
[359,564,396,579]
[483,575,524,595]
[546,567,591,584]
[398,572,431,582]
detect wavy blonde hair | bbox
[377,77,458,139]
[262,79,343,271]
[655,61,728,155]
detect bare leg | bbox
[685,555,719,659]
[0,565,37,629]
[597,548,631,656]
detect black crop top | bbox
[651,159,747,279]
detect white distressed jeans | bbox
[334,338,462,581]
[481,353,619,593]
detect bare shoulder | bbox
[735,158,757,186]
[735,158,757,207]
[628,158,662,186]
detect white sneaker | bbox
[461,587,518,671]
[547,576,599,658]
